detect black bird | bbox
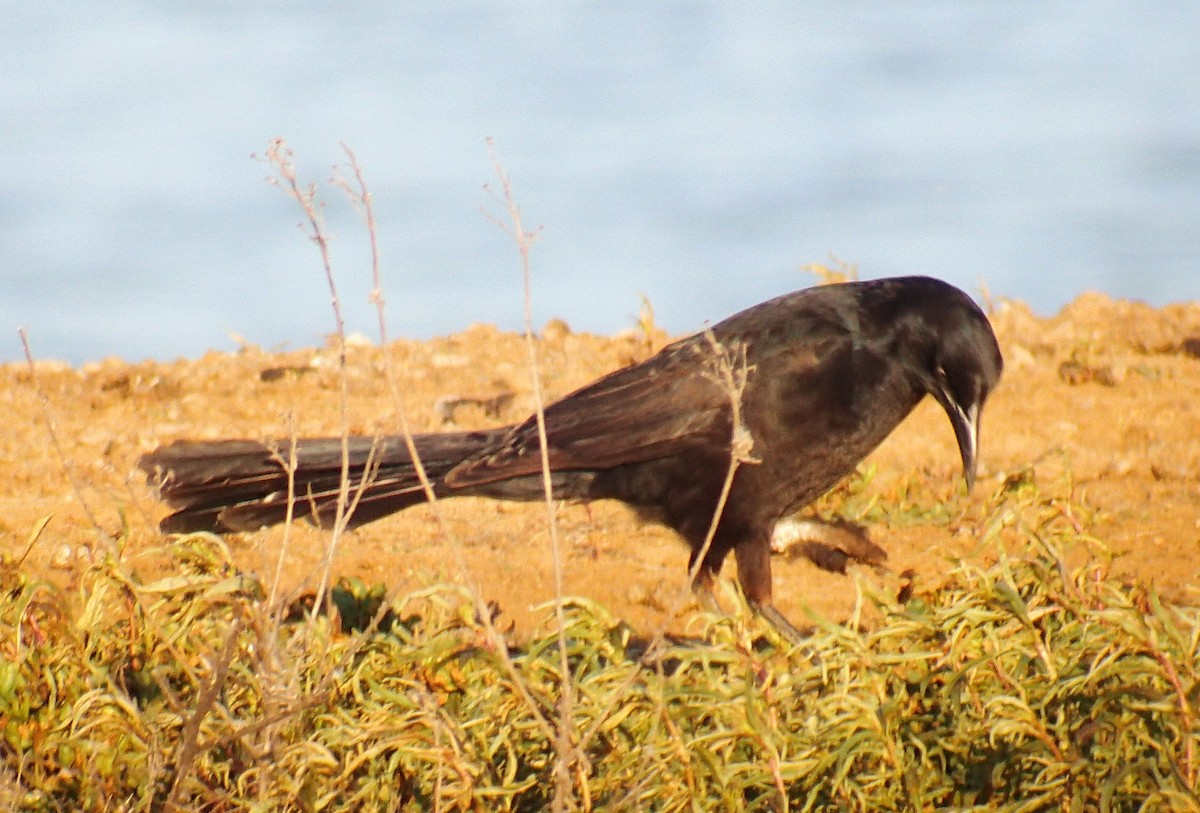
[140,276,1003,641]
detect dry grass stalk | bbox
[483,138,580,811]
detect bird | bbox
[140,276,1003,642]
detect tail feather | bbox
[140,429,508,533]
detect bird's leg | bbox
[689,563,723,613]
[734,540,807,644]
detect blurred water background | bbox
[3,2,1198,365]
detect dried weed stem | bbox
[484,139,580,811]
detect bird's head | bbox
[922,297,1003,491]
[888,278,1003,491]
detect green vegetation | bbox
[2,473,1197,812]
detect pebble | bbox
[49,544,76,569]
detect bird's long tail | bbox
[139,429,508,533]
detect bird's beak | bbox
[945,398,980,491]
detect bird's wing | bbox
[445,336,736,486]
[446,287,861,488]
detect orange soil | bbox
[5,291,1199,636]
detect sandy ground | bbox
[5,290,1200,637]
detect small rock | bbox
[430,353,469,368]
[1005,344,1038,371]
[49,544,76,569]
[1103,457,1137,478]
[542,318,572,342]
[1057,359,1121,387]
[434,392,516,423]
[260,365,313,382]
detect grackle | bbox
[140,276,1003,641]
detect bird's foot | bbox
[770,516,887,573]
[754,603,809,646]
